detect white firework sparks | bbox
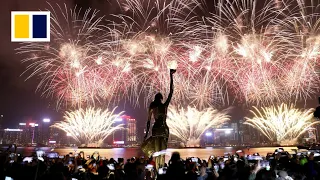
[244,103,319,145]
[52,107,124,146]
[167,105,231,147]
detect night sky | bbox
[0,0,146,129]
[0,0,66,128]
[0,0,318,134]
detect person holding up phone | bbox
[198,165,208,180]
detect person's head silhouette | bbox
[154,93,163,103]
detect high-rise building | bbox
[18,123,28,144]
[49,125,64,145]
[1,129,24,144]
[113,117,126,144]
[15,122,39,145]
[0,114,3,129]
[126,117,137,144]
[41,118,51,145]
[25,123,40,144]
[0,120,53,145]
[112,115,137,145]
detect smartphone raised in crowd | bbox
[36,150,45,157]
[220,162,225,169]
[145,164,153,171]
[23,157,33,163]
[107,164,115,170]
[47,152,59,158]
[214,165,219,172]
[191,158,198,162]
[158,167,166,175]
[9,153,15,158]
[260,160,270,171]
[223,156,229,161]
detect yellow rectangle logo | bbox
[14,15,30,38]
[11,11,50,42]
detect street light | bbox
[115,118,122,122]
[43,118,50,123]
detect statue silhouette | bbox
[141,69,175,170]
[314,97,320,118]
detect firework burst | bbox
[279,0,320,102]
[203,0,290,105]
[17,4,107,108]
[167,105,231,147]
[16,0,320,109]
[108,0,210,106]
[17,4,139,109]
[52,107,124,146]
[244,103,319,145]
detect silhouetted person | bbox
[166,152,185,180]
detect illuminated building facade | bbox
[49,126,61,144]
[112,115,137,145]
[0,118,53,146]
[19,122,41,144]
[127,117,137,143]
[0,129,23,144]
[0,117,137,146]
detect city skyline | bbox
[0,115,138,146]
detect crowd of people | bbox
[1,147,320,180]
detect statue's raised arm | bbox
[164,69,175,107]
